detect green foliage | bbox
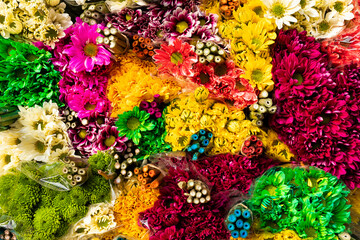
[87,151,115,174]
[0,37,62,108]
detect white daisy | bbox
[262,0,301,29]
[310,10,345,38]
[49,147,74,163]
[18,132,51,162]
[327,0,354,21]
[0,129,21,146]
[299,0,320,20]
[18,105,53,133]
[0,146,21,173]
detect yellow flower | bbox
[113,184,159,239]
[261,129,295,162]
[239,20,276,55]
[108,64,181,117]
[241,53,274,91]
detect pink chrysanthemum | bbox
[65,85,111,118]
[153,38,197,77]
[63,20,111,73]
[163,7,199,39]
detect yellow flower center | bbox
[33,120,45,130]
[253,6,264,16]
[176,21,189,34]
[300,0,306,8]
[199,19,206,26]
[127,117,140,130]
[84,43,99,57]
[170,52,183,65]
[85,103,96,110]
[320,113,331,125]
[52,143,64,151]
[304,227,317,238]
[35,140,46,153]
[26,54,39,62]
[97,117,104,125]
[4,155,11,164]
[334,1,344,13]
[104,135,116,147]
[271,3,285,18]
[45,28,58,40]
[293,73,303,86]
[319,21,330,32]
[78,129,87,139]
[251,69,263,83]
[125,14,132,21]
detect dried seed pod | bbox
[178,181,187,189]
[72,167,78,173]
[200,197,206,203]
[193,198,200,204]
[190,189,196,197]
[187,196,193,204]
[195,183,202,191]
[206,195,211,202]
[74,175,83,182]
[78,168,87,175]
[67,175,73,180]
[201,189,208,195]
[115,161,121,169]
[187,179,195,189]
[196,191,202,198]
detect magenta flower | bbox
[65,85,111,118]
[63,20,111,73]
[159,0,199,8]
[67,123,98,157]
[106,8,149,34]
[273,53,334,101]
[164,7,199,39]
[95,125,127,153]
[139,160,231,240]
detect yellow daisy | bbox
[241,53,273,91]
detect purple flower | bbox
[159,0,199,8]
[163,7,199,39]
[95,125,127,152]
[63,19,111,73]
[68,123,98,157]
[106,8,149,34]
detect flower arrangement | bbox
[0,0,358,239]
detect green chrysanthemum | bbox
[0,37,62,108]
[115,106,156,145]
[135,115,172,160]
[248,166,351,240]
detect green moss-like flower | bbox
[33,207,61,237]
[88,151,115,174]
[0,37,62,108]
[62,204,88,223]
[69,187,89,206]
[82,175,111,204]
[116,106,156,145]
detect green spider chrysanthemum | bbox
[115,106,156,145]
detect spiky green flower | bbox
[115,106,156,145]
